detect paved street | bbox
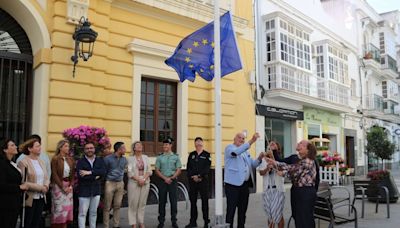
[97,168,400,228]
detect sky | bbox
[367,0,400,13]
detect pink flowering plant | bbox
[63,125,110,158]
[316,151,344,167]
[367,170,390,181]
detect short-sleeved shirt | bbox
[155,152,182,177]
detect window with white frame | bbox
[288,37,296,65]
[266,31,276,62]
[316,45,324,78]
[379,32,385,54]
[297,41,304,68]
[328,45,348,84]
[304,44,311,70]
[268,18,311,70]
[281,66,295,91]
[296,72,310,95]
[267,66,276,89]
[280,33,288,62]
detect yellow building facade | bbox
[0,0,256,166]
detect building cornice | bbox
[268,0,357,54]
[113,0,248,32]
[126,38,174,58]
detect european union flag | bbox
[165,12,242,82]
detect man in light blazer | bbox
[224,132,263,228]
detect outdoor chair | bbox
[352,179,390,218]
[314,188,358,228]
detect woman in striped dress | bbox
[259,141,285,228]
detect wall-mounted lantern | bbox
[71,17,98,77]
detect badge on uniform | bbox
[192,154,196,159]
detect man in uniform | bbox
[185,137,211,228]
[155,138,182,228]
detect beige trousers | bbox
[103,181,125,228]
[128,180,150,225]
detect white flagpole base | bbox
[211,214,230,228]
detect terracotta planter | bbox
[367,175,399,203]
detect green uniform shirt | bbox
[155,152,182,177]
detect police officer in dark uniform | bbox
[185,137,211,228]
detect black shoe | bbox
[157,224,164,228]
[203,224,209,228]
[185,223,197,228]
[172,223,179,228]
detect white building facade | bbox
[255,0,400,175]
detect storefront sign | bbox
[256,105,304,120]
[303,108,341,127]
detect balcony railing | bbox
[268,70,349,106]
[383,100,399,115]
[381,54,398,73]
[268,71,315,96]
[363,43,380,63]
[317,79,350,106]
[365,94,384,112]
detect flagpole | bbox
[213,0,227,227]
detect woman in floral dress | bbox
[50,139,75,228]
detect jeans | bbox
[78,195,100,228]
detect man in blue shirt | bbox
[103,141,128,228]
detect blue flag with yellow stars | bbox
[165,11,242,82]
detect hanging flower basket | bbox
[63,125,110,159]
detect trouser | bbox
[128,181,150,225]
[158,179,178,224]
[291,186,316,228]
[78,195,100,228]
[0,205,20,228]
[103,181,125,228]
[225,180,252,228]
[24,198,45,228]
[188,179,210,225]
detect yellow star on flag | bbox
[185,57,191,63]
[200,68,204,73]
[202,39,208,45]
[193,41,199,47]
[187,48,192,54]
[211,41,215,48]
[210,65,214,70]
[189,64,194,68]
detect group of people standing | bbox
[224,131,319,228]
[1,131,319,228]
[0,135,212,228]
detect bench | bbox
[352,179,390,218]
[318,182,352,215]
[315,186,358,228]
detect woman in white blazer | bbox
[127,141,152,228]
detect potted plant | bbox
[364,51,373,59]
[366,126,396,170]
[367,170,399,203]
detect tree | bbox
[366,126,395,169]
